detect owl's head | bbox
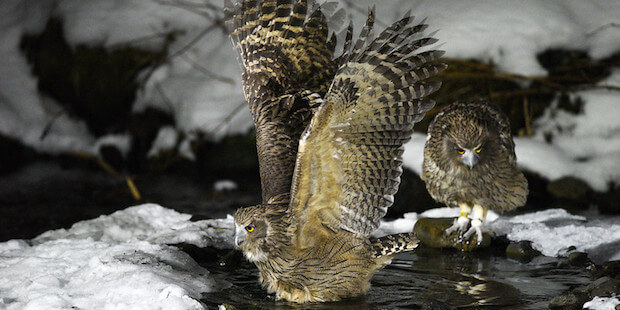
[234,205,270,262]
[233,204,289,262]
[441,117,498,170]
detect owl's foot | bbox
[444,216,470,236]
[462,218,484,246]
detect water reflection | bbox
[202,246,591,309]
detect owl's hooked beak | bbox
[461,149,479,169]
[234,226,246,247]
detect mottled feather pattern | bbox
[255,233,376,302]
[422,100,528,212]
[371,232,419,258]
[290,7,446,237]
[225,0,339,202]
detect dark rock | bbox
[548,292,589,310]
[568,252,590,267]
[585,277,620,298]
[521,170,553,212]
[413,217,491,251]
[506,241,542,263]
[547,176,592,210]
[172,243,220,265]
[601,260,620,278]
[419,298,456,310]
[537,49,616,88]
[128,108,175,172]
[0,135,39,175]
[585,262,599,275]
[594,183,620,215]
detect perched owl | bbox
[421,100,528,245]
[226,0,445,302]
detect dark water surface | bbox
[201,246,591,309]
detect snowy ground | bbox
[0,0,619,191]
[0,204,233,310]
[1,203,619,309]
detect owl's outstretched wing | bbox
[289,10,446,247]
[225,0,341,203]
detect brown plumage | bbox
[226,0,445,302]
[421,100,528,244]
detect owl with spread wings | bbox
[225,0,445,302]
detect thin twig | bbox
[586,22,620,36]
[39,110,65,140]
[106,31,178,50]
[155,0,223,20]
[154,82,176,114]
[168,22,222,59]
[179,53,236,84]
[523,97,532,136]
[205,101,248,139]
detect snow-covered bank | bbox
[1,204,618,309]
[0,204,233,310]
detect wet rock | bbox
[585,261,599,275]
[585,277,620,298]
[601,260,620,278]
[173,243,220,265]
[506,241,541,263]
[547,176,591,210]
[419,298,455,310]
[520,170,553,212]
[414,217,492,251]
[548,291,589,310]
[594,184,620,215]
[568,252,590,267]
[0,135,39,175]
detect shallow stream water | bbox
[201,246,592,309]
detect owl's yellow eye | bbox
[457,149,465,155]
[245,225,255,233]
[475,147,482,153]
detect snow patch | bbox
[0,204,236,309]
[92,133,132,158]
[35,203,235,249]
[214,180,238,192]
[0,240,214,310]
[147,126,179,158]
[583,296,620,310]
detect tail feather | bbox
[371,232,420,258]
